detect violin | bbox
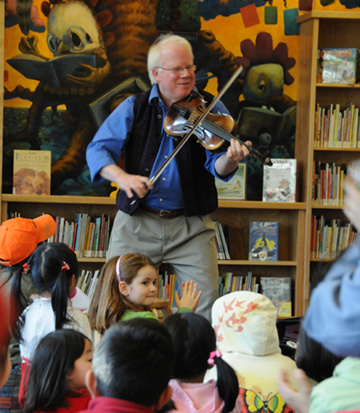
[164,90,272,166]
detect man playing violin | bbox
[86,34,251,320]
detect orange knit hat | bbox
[0,215,57,266]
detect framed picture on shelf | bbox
[215,163,246,200]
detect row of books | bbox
[48,213,112,258]
[7,211,112,258]
[312,161,346,206]
[314,102,360,149]
[219,272,292,316]
[219,271,258,295]
[76,269,100,304]
[311,215,359,259]
[214,221,280,262]
[158,272,179,308]
[214,221,231,260]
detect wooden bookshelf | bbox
[296,11,360,307]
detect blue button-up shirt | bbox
[86,85,236,210]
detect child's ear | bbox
[85,369,100,398]
[153,385,172,410]
[119,281,129,296]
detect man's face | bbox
[152,42,195,107]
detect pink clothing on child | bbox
[168,379,241,413]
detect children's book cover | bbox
[319,48,358,85]
[215,163,246,200]
[13,149,51,195]
[249,221,279,261]
[260,276,292,316]
[263,159,296,202]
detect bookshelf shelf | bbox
[218,260,297,266]
[218,200,306,210]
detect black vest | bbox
[116,89,218,216]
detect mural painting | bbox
[3,0,355,198]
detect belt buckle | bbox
[159,210,172,218]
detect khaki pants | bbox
[107,209,219,321]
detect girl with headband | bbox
[88,253,202,335]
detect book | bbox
[13,150,51,195]
[319,48,358,84]
[215,163,246,200]
[263,158,296,202]
[260,277,292,317]
[249,221,279,261]
[7,53,97,89]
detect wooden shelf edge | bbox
[78,257,106,263]
[218,260,297,266]
[297,10,360,23]
[311,204,344,210]
[316,83,360,88]
[1,194,117,205]
[314,147,360,151]
[217,200,306,210]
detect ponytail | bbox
[214,356,239,413]
[52,267,71,330]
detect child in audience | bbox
[162,312,241,413]
[204,291,297,413]
[278,176,360,413]
[23,329,92,413]
[11,242,91,404]
[79,318,174,412]
[88,253,202,334]
[0,215,90,313]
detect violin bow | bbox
[149,65,243,186]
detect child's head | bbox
[23,329,92,413]
[295,325,344,383]
[89,253,157,334]
[12,242,78,335]
[87,319,174,409]
[163,313,239,413]
[0,215,56,268]
[211,291,280,356]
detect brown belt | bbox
[140,204,184,219]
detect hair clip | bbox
[207,349,222,366]
[116,256,122,282]
[22,263,30,274]
[61,261,70,271]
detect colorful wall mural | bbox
[3,0,358,198]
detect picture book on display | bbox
[318,48,358,85]
[260,277,292,317]
[215,163,246,200]
[13,150,51,195]
[249,221,279,261]
[263,158,296,202]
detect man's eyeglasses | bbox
[156,65,197,74]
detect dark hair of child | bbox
[163,312,239,413]
[88,253,156,334]
[295,325,344,383]
[92,318,174,407]
[23,329,90,413]
[11,242,78,340]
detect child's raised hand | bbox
[278,368,311,413]
[175,280,202,312]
